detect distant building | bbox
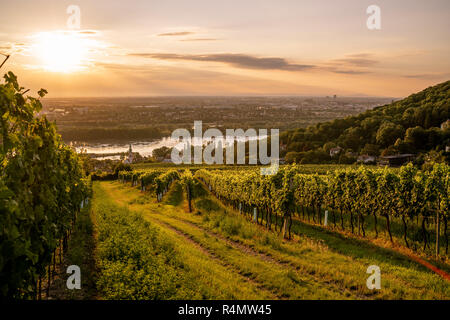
[378,154,415,167]
[123,144,134,164]
[329,146,343,157]
[357,155,376,164]
[446,146,450,153]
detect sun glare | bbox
[33,31,93,73]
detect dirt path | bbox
[146,215,282,299]
[169,214,282,265]
[148,208,368,299]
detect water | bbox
[75,137,179,158]
[76,134,269,160]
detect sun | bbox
[33,31,92,73]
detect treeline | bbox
[194,164,449,257]
[59,126,167,143]
[281,81,450,164]
[0,72,90,299]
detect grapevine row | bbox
[0,72,90,299]
[195,164,449,256]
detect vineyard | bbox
[118,163,449,258]
[195,164,449,257]
[102,163,450,299]
[0,73,90,299]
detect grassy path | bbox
[147,215,282,299]
[96,181,449,299]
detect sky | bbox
[0,0,449,98]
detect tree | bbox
[360,143,380,156]
[404,126,427,150]
[322,142,336,153]
[339,127,363,150]
[300,150,329,164]
[113,162,132,178]
[376,122,405,148]
[285,151,302,164]
[152,146,172,160]
[394,138,414,154]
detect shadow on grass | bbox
[289,217,450,274]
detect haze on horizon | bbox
[0,0,449,98]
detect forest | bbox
[281,81,450,164]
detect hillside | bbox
[281,81,450,164]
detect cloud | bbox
[129,52,315,71]
[0,42,27,55]
[180,38,221,42]
[94,62,160,72]
[123,51,378,76]
[328,53,379,67]
[402,73,450,79]
[158,32,194,36]
[346,53,372,58]
[332,70,371,75]
[332,58,378,67]
[317,53,378,75]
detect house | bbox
[329,146,343,157]
[123,144,134,164]
[378,154,415,167]
[446,146,450,153]
[357,154,376,164]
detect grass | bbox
[92,181,273,299]
[296,207,449,264]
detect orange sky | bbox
[1,0,449,98]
